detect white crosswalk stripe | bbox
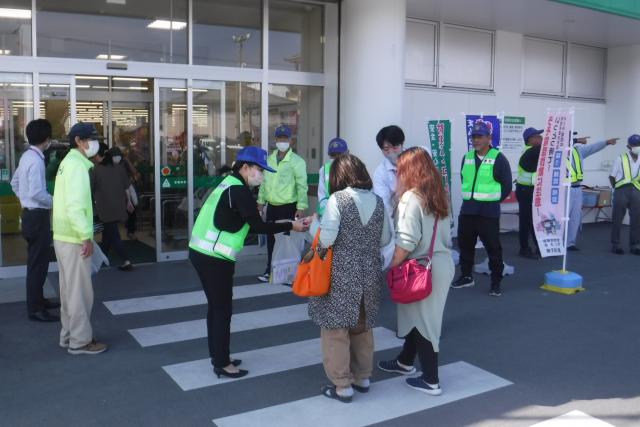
[109,282,513,426]
[212,361,512,427]
[163,327,402,391]
[530,410,615,427]
[128,303,309,347]
[104,284,291,315]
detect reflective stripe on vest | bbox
[517,145,537,186]
[323,161,331,194]
[189,175,250,261]
[317,161,332,217]
[615,153,640,190]
[568,147,583,183]
[461,148,502,202]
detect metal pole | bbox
[561,109,575,272]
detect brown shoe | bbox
[68,340,108,355]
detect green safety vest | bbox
[567,147,583,183]
[516,145,537,187]
[461,148,502,202]
[615,153,640,190]
[317,161,332,216]
[189,175,250,261]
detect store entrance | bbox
[75,76,156,264]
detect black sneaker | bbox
[567,246,580,251]
[612,247,625,255]
[489,284,502,297]
[406,377,442,396]
[377,359,417,375]
[631,248,640,256]
[451,276,474,289]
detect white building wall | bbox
[402,30,614,230]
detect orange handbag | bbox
[292,229,333,297]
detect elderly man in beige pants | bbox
[52,123,107,355]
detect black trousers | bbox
[265,202,297,274]
[101,221,129,262]
[189,249,235,369]
[458,214,504,284]
[515,184,538,251]
[126,209,137,235]
[397,328,439,384]
[21,209,52,314]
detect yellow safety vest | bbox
[517,145,538,186]
[461,148,502,202]
[189,175,250,262]
[615,153,640,190]
[317,161,332,216]
[567,147,583,183]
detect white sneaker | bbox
[257,273,270,283]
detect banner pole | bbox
[561,109,575,272]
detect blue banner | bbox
[465,115,501,150]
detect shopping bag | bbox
[292,229,333,297]
[91,240,109,275]
[271,231,305,284]
[127,184,139,206]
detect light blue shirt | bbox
[571,140,608,185]
[10,146,53,209]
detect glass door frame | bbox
[154,78,191,261]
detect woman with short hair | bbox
[309,153,392,403]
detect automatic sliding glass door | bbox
[154,80,190,260]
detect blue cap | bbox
[523,127,544,142]
[68,122,98,142]
[328,137,348,155]
[628,134,640,146]
[236,146,276,173]
[471,121,491,137]
[274,125,292,139]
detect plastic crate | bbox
[582,190,598,207]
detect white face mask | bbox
[384,150,401,165]
[247,167,264,187]
[112,156,122,164]
[631,146,640,155]
[84,140,100,158]
[276,142,290,153]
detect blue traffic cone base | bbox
[541,270,584,295]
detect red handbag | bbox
[386,219,438,304]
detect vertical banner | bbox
[427,120,452,194]
[465,115,501,150]
[533,110,573,258]
[501,116,526,168]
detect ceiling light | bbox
[76,76,109,80]
[147,19,186,30]
[76,85,91,88]
[0,8,31,19]
[106,0,127,4]
[10,83,32,87]
[113,77,148,82]
[48,84,70,88]
[96,54,126,60]
[0,49,11,55]
[92,85,109,89]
